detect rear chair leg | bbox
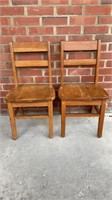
[91,105,95,113]
[7,103,17,140]
[97,101,106,138]
[61,101,66,137]
[48,101,53,139]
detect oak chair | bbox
[5,41,55,139]
[58,40,108,138]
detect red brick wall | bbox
[0,0,112,113]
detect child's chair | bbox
[6,41,55,139]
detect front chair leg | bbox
[48,101,53,139]
[97,101,106,138]
[7,103,17,140]
[61,101,66,137]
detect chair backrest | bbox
[10,41,52,87]
[60,39,101,85]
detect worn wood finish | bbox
[64,59,96,66]
[6,84,55,103]
[6,41,55,139]
[15,60,48,67]
[61,101,66,137]
[13,42,48,52]
[59,40,109,138]
[97,100,106,138]
[48,101,53,138]
[7,103,17,140]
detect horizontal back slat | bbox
[64,59,96,66]
[15,60,48,67]
[63,41,97,51]
[13,42,48,52]
[10,41,52,86]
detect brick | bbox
[99,16,112,24]
[42,17,67,26]
[101,53,112,60]
[1,92,10,99]
[56,26,81,34]
[85,6,111,15]
[96,35,112,42]
[6,62,12,70]
[107,90,112,95]
[0,104,7,110]
[70,16,96,25]
[53,60,60,68]
[0,36,12,44]
[0,63,6,69]
[0,0,9,5]
[14,17,39,26]
[18,53,41,60]
[84,26,109,34]
[0,70,13,76]
[100,82,112,88]
[29,27,53,35]
[12,0,38,5]
[0,98,4,104]
[19,69,42,76]
[0,7,24,16]
[0,53,11,61]
[106,60,112,67]
[109,44,112,51]
[44,69,63,76]
[0,77,10,84]
[15,36,40,42]
[108,96,112,102]
[18,77,34,84]
[68,68,91,75]
[0,18,11,25]
[3,85,14,91]
[42,0,69,4]
[99,68,112,74]
[72,0,98,4]
[58,76,80,83]
[68,35,93,41]
[104,76,112,81]
[51,53,60,61]
[1,46,10,54]
[101,0,112,4]
[99,76,104,82]
[0,85,3,91]
[27,7,53,15]
[107,102,112,109]
[101,44,107,51]
[81,76,94,83]
[57,6,82,15]
[35,77,57,84]
[68,52,91,59]
[1,27,26,35]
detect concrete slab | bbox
[0,115,112,200]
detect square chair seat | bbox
[58,84,108,101]
[6,84,55,103]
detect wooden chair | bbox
[58,40,108,138]
[5,41,55,139]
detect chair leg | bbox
[97,101,106,138]
[61,101,66,137]
[48,101,53,139]
[91,105,94,113]
[7,103,17,140]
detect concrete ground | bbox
[0,115,112,200]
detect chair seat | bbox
[6,84,55,103]
[58,84,108,101]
